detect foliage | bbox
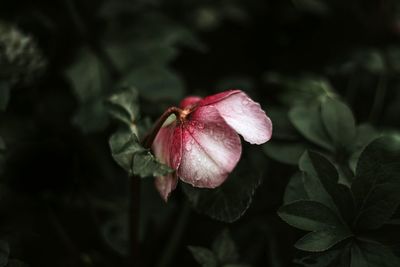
[1,0,400,266]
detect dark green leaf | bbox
[289,104,333,151]
[120,64,184,102]
[352,136,400,229]
[0,81,10,111]
[307,152,355,223]
[263,141,307,165]
[351,240,400,267]
[212,229,238,263]
[109,129,172,177]
[188,246,217,267]
[283,172,309,204]
[107,86,140,131]
[6,259,29,267]
[66,48,111,133]
[293,244,351,267]
[295,228,352,252]
[321,97,356,148]
[278,200,343,231]
[182,168,261,223]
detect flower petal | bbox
[154,174,178,202]
[152,122,182,200]
[200,90,272,145]
[179,96,202,109]
[178,106,242,188]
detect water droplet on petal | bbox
[197,122,204,129]
[241,98,250,105]
[185,142,192,151]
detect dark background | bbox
[0,0,400,266]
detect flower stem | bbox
[141,107,182,149]
[128,174,141,267]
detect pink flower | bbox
[151,90,272,201]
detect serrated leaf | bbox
[0,81,10,111]
[188,246,217,267]
[289,104,334,151]
[263,141,307,165]
[321,97,356,148]
[109,129,172,177]
[295,228,352,252]
[352,136,400,229]
[107,86,140,132]
[278,200,343,231]
[350,240,400,267]
[212,230,238,264]
[182,169,261,223]
[283,172,309,204]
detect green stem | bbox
[155,202,191,267]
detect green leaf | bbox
[66,48,111,133]
[321,97,356,148]
[109,129,172,177]
[107,86,140,132]
[283,172,309,204]
[352,136,400,229]
[212,230,238,264]
[350,240,400,267]
[289,104,334,151]
[307,152,355,223]
[188,246,217,267]
[278,200,343,231]
[0,81,10,111]
[182,166,261,223]
[295,228,352,252]
[263,141,307,165]
[120,64,184,102]
[0,240,9,267]
[293,245,351,267]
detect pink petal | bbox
[179,96,202,109]
[154,174,178,202]
[152,122,182,201]
[177,106,242,188]
[200,90,272,145]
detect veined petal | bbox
[152,122,182,200]
[178,106,241,188]
[200,90,272,145]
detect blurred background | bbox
[0,0,400,266]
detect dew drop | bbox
[197,122,205,129]
[241,98,250,105]
[185,142,192,151]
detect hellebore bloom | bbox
[151,90,272,201]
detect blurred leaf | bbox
[0,240,9,267]
[107,86,140,133]
[289,104,334,151]
[121,65,184,102]
[188,246,217,267]
[292,0,331,16]
[212,229,239,264]
[352,136,400,229]
[293,245,351,267]
[66,48,111,133]
[0,81,10,111]
[321,97,356,148]
[109,128,172,177]
[182,168,261,223]
[278,200,343,231]
[6,259,29,267]
[263,142,307,165]
[349,124,380,172]
[267,108,300,140]
[283,172,309,204]
[350,240,400,267]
